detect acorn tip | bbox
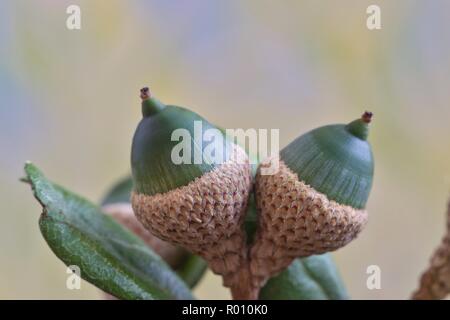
[362,111,373,124]
[140,87,151,100]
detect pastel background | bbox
[1,0,450,299]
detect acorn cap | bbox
[280,112,374,209]
[131,87,234,196]
[251,158,368,287]
[132,143,252,287]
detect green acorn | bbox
[130,88,252,290]
[250,112,374,289]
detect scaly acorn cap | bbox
[249,112,374,290]
[130,87,252,290]
[412,198,450,300]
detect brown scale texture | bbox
[102,203,189,300]
[412,200,450,300]
[131,145,252,289]
[250,158,368,288]
[102,203,187,268]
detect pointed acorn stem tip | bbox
[140,87,151,100]
[362,111,373,124]
[345,111,373,141]
[140,87,165,118]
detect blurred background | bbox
[1,0,450,299]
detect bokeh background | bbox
[1,0,450,299]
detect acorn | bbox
[102,202,188,268]
[250,112,374,289]
[130,87,252,291]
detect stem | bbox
[411,198,450,299]
[346,111,373,141]
[140,87,151,100]
[140,87,165,118]
[361,111,373,123]
[229,263,260,300]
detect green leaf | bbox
[101,175,208,288]
[259,254,348,300]
[175,255,208,288]
[101,176,133,206]
[25,162,194,300]
[244,192,258,244]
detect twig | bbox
[412,198,450,299]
